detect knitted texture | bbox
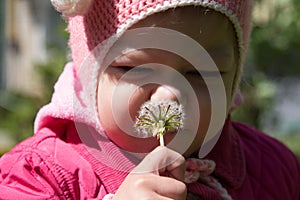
[51,0,93,16]
[67,0,252,66]
[185,158,232,200]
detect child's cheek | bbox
[97,78,149,134]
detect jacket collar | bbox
[205,117,246,189]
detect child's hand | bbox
[113,146,187,200]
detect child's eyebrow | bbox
[121,48,138,55]
[113,48,181,65]
[112,49,147,65]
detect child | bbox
[0,0,299,199]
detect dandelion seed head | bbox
[134,100,184,138]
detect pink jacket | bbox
[0,63,299,199]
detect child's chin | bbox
[129,133,177,153]
[111,131,178,153]
[116,136,159,153]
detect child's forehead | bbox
[130,6,231,27]
[129,6,235,46]
[125,6,237,59]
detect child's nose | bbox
[150,85,182,103]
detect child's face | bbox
[97,7,238,156]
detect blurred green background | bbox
[0,0,299,158]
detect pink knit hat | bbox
[51,0,253,92]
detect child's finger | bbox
[114,147,186,200]
[127,173,187,200]
[153,176,187,200]
[114,173,186,200]
[133,146,186,181]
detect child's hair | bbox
[51,0,253,95]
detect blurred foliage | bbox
[0,91,41,141]
[249,0,300,78]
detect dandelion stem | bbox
[159,134,165,146]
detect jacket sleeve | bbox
[0,148,75,200]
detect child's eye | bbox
[109,65,154,80]
[186,70,201,77]
[117,66,135,72]
[118,66,153,74]
[186,70,222,83]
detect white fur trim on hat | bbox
[50,0,92,17]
